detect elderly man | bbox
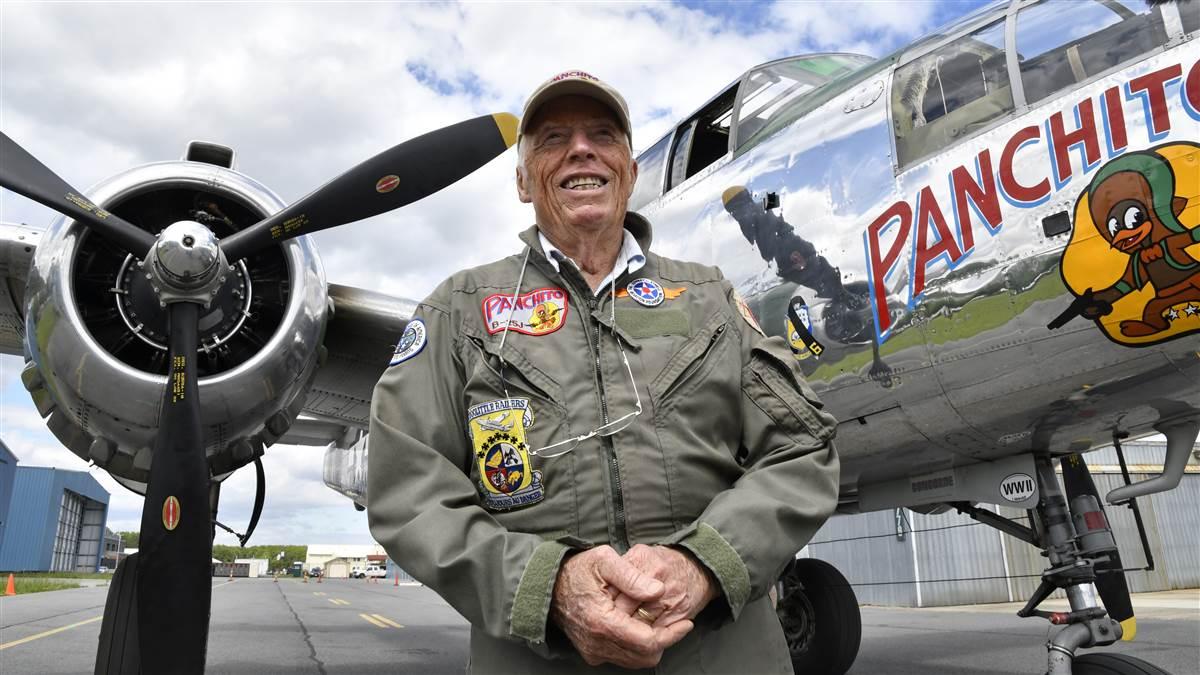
[368,71,839,674]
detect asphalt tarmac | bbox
[1,579,1195,674]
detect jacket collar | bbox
[518,211,653,262]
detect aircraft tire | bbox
[1071,653,1171,675]
[94,552,141,675]
[776,558,861,675]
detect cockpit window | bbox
[664,84,737,192]
[736,55,872,151]
[629,134,670,212]
[1016,0,1169,105]
[1182,0,1200,34]
[892,18,1012,170]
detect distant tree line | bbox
[117,532,306,569]
[212,545,308,568]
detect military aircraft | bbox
[2,1,1198,674]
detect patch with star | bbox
[482,287,568,336]
[626,278,666,306]
[616,285,686,302]
[468,398,545,510]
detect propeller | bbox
[1061,453,1136,641]
[1,111,519,672]
[0,132,156,256]
[221,113,519,261]
[136,302,211,670]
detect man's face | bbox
[516,95,638,235]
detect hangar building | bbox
[0,441,16,556]
[801,440,1200,607]
[0,449,111,573]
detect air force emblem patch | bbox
[627,278,665,306]
[468,398,545,510]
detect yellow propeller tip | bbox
[492,113,519,149]
[1120,616,1136,641]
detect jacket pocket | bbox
[463,334,561,404]
[745,340,836,444]
[648,318,729,410]
[460,333,576,532]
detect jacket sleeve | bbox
[367,292,570,651]
[664,282,840,621]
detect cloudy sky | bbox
[0,0,993,547]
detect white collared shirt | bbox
[538,228,646,295]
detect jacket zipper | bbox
[659,323,727,402]
[560,265,628,550]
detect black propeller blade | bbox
[1061,453,1136,640]
[136,302,212,673]
[0,132,156,257]
[221,112,518,262]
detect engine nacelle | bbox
[20,159,328,492]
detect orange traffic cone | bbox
[393,572,399,588]
[5,573,15,596]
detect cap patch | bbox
[390,319,427,366]
[483,287,569,336]
[553,70,599,82]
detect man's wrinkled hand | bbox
[616,544,719,631]
[550,545,693,669]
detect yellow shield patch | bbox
[468,398,545,510]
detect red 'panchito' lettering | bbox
[999,126,1051,203]
[866,201,913,338]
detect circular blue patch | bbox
[627,278,665,307]
[389,319,427,366]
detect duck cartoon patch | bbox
[1053,142,1200,346]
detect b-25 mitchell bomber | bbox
[2,1,1198,674]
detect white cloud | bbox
[0,1,963,545]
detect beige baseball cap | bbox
[519,70,632,146]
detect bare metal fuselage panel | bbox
[635,39,1200,505]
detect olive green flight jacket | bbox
[368,214,839,673]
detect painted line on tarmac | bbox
[370,614,404,628]
[0,616,102,651]
[313,592,326,596]
[360,613,388,628]
[328,598,350,606]
[0,578,239,651]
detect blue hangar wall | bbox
[0,441,17,559]
[0,463,110,572]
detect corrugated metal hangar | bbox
[801,440,1199,607]
[0,440,111,573]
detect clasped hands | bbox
[550,544,718,669]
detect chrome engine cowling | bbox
[20,160,328,492]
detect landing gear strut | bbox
[955,447,1181,675]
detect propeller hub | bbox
[153,221,220,288]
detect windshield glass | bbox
[736,54,875,150]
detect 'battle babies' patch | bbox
[468,398,545,510]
